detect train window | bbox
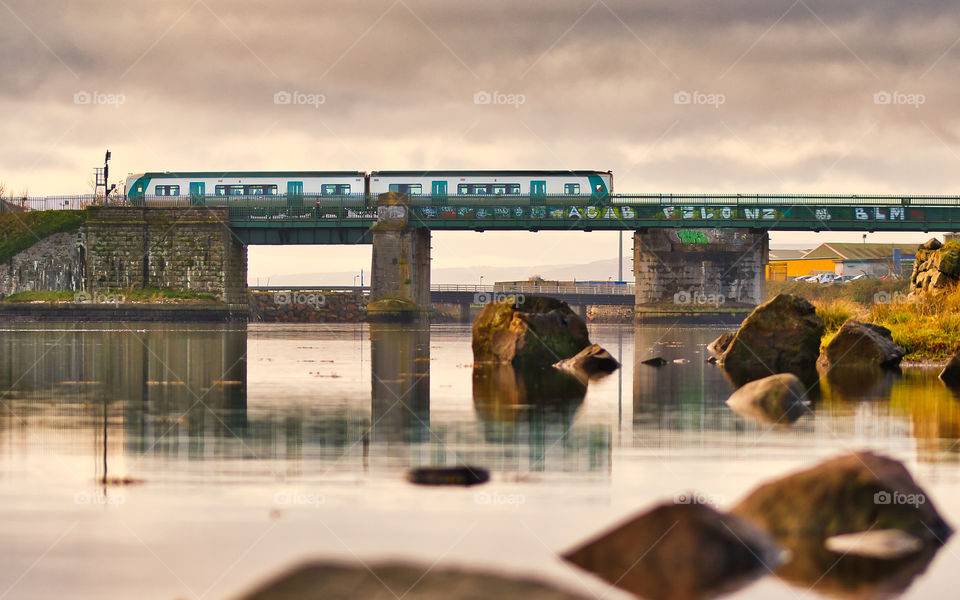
[388,183,422,194]
[155,185,180,196]
[458,183,522,195]
[564,183,580,195]
[243,185,278,196]
[321,184,352,195]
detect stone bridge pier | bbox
[633,228,768,321]
[368,192,431,321]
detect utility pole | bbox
[618,231,623,282]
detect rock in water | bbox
[406,466,490,487]
[472,295,590,368]
[731,452,953,546]
[824,529,923,560]
[564,502,784,600]
[238,562,590,600]
[707,331,736,359]
[553,344,620,377]
[640,356,668,366]
[726,373,808,425]
[719,294,824,385]
[817,320,905,371]
[939,349,960,387]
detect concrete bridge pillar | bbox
[633,228,768,320]
[368,192,431,321]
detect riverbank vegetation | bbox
[3,287,218,304]
[771,279,960,362]
[0,210,86,264]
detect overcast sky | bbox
[2,0,958,281]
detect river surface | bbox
[0,322,957,599]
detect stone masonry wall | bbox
[85,207,247,305]
[0,231,86,298]
[633,228,768,306]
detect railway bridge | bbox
[20,192,960,320]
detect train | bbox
[124,170,613,204]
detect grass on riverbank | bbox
[801,282,960,362]
[3,287,219,304]
[0,210,86,264]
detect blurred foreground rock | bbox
[725,373,807,425]
[238,562,589,600]
[732,451,951,549]
[564,502,784,600]
[732,452,951,598]
[406,466,489,487]
[472,296,590,368]
[718,294,824,386]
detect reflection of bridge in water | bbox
[0,324,957,476]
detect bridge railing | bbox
[249,284,636,296]
[432,283,635,295]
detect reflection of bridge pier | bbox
[369,324,430,444]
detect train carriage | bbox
[125,171,367,206]
[368,170,612,202]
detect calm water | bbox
[0,322,958,599]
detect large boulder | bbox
[817,320,905,371]
[725,373,808,425]
[719,294,824,385]
[939,349,960,387]
[239,562,589,599]
[472,296,590,368]
[911,238,960,294]
[553,344,620,378]
[731,452,952,547]
[564,502,784,600]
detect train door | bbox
[287,181,303,207]
[531,180,546,203]
[189,182,205,206]
[431,181,447,204]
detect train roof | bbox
[135,171,366,179]
[369,170,612,177]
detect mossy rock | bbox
[472,295,590,368]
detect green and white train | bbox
[125,170,613,204]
